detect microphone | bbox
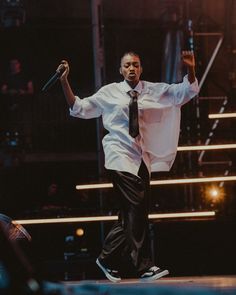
[41,65,65,92]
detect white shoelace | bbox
[148,266,160,272]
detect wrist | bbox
[187,67,196,84]
[60,76,68,85]
[187,65,195,73]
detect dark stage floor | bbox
[42,275,236,294]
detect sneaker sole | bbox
[140,269,169,281]
[96,259,121,283]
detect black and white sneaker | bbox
[140,266,169,281]
[96,258,121,283]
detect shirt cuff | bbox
[183,75,199,93]
[69,96,81,115]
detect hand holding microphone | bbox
[58,60,69,80]
[42,60,69,92]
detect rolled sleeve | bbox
[170,75,199,106]
[183,75,199,96]
[70,95,102,119]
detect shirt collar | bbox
[121,80,143,95]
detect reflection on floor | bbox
[42,275,236,295]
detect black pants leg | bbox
[98,161,153,274]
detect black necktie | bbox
[128,90,139,138]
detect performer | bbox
[59,51,199,282]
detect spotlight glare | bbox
[205,185,224,203]
[210,189,218,198]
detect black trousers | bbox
[98,161,153,274]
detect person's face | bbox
[48,183,58,196]
[10,59,21,74]
[120,54,142,86]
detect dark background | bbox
[0,0,236,281]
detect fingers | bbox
[56,60,68,72]
[60,60,69,68]
[182,50,195,67]
[57,60,69,79]
[182,50,194,57]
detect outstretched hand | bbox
[182,51,196,83]
[182,51,195,68]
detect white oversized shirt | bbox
[70,76,199,176]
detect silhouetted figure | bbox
[0,58,34,149]
[1,58,33,96]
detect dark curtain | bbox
[161,29,184,84]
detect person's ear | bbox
[140,66,143,75]
[119,67,122,75]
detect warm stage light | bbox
[208,113,236,119]
[177,143,236,151]
[76,228,84,237]
[75,176,236,190]
[14,211,216,225]
[150,176,236,185]
[210,189,218,197]
[204,185,225,203]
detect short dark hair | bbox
[120,51,141,65]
